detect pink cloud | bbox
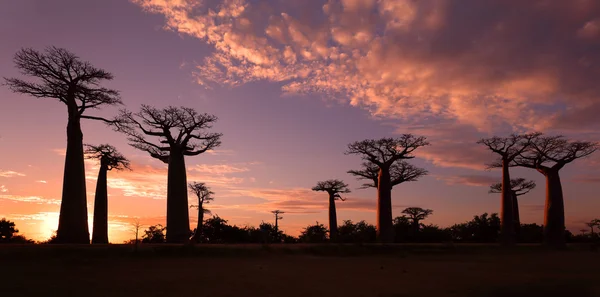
[436,174,499,187]
[0,170,25,178]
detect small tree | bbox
[4,47,122,243]
[131,218,143,250]
[85,144,130,244]
[346,136,429,243]
[298,222,329,243]
[512,135,598,247]
[401,207,433,234]
[142,224,166,243]
[271,210,285,232]
[188,182,214,243]
[586,219,600,237]
[489,178,536,237]
[0,218,18,243]
[477,133,539,245]
[115,105,222,243]
[311,179,350,242]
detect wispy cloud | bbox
[0,170,25,178]
[0,194,61,205]
[436,174,499,187]
[0,185,7,193]
[36,180,47,184]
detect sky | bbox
[1,0,600,242]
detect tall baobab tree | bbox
[271,210,285,232]
[312,179,350,242]
[512,135,597,247]
[115,105,222,243]
[477,133,539,245]
[401,207,433,234]
[85,144,130,244]
[489,178,536,236]
[4,47,121,243]
[346,136,429,243]
[585,219,599,237]
[188,182,214,243]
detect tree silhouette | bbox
[346,136,429,243]
[489,178,536,237]
[130,218,143,251]
[85,144,130,244]
[586,219,600,237]
[142,224,166,243]
[477,133,539,245]
[271,210,285,234]
[312,179,350,242]
[401,207,433,235]
[115,105,222,243]
[4,47,122,243]
[188,182,214,243]
[337,220,377,243]
[512,135,598,247]
[299,222,329,243]
[0,218,18,243]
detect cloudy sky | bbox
[1,0,599,242]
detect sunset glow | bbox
[1,0,600,243]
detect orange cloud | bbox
[0,170,25,178]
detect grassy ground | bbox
[1,244,599,297]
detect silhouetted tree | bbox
[477,133,539,245]
[4,47,122,243]
[188,182,214,243]
[401,207,433,235]
[0,218,18,243]
[142,224,166,243]
[586,219,600,237]
[85,144,130,244]
[115,105,222,243]
[489,178,536,237]
[348,161,428,189]
[271,210,284,233]
[299,222,329,243]
[258,222,285,244]
[338,220,377,243]
[512,135,598,248]
[392,216,413,242]
[130,218,143,250]
[346,136,429,243]
[449,213,501,242]
[519,223,544,243]
[312,179,350,242]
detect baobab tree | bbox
[401,207,433,234]
[489,178,536,236]
[271,210,285,232]
[512,135,598,247]
[311,179,350,242]
[4,47,121,243]
[115,105,222,243]
[477,133,539,245]
[346,136,429,243]
[85,144,130,244]
[188,182,214,243]
[585,219,600,237]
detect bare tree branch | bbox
[312,179,351,200]
[84,144,130,171]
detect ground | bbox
[1,244,599,297]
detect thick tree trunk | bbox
[500,159,515,245]
[412,220,420,235]
[544,170,566,248]
[166,151,190,243]
[194,203,204,243]
[512,192,521,240]
[91,164,109,244]
[377,168,394,243]
[328,194,338,242]
[56,116,90,244]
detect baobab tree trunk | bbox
[500,159,515,245]
[411,220,420,235]
[512,192,521,240]
[166,150,190,243]
[377,168,394,243]
[544,170,566,248]
[328,194,338,242]
[91,164,109,244]
[194,203,204,243]
[56,114,90,244]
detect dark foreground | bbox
[1,244,599,297]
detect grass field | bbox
[1,244,599,297]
